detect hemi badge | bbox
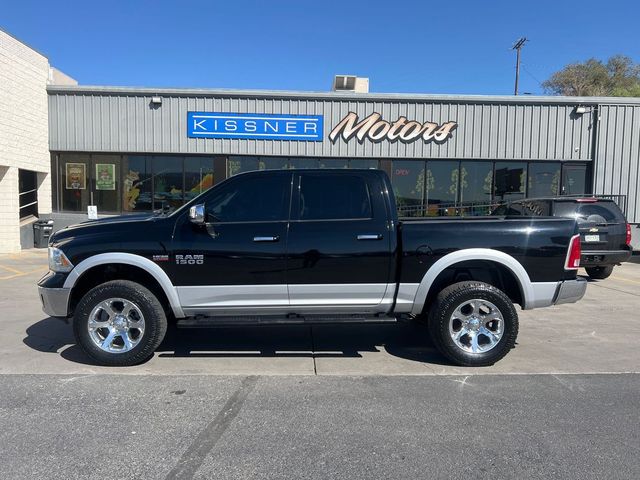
[152,254,169,262]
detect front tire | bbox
[585,265,614,280]
[73,280,167,366]
[427,281,519,367]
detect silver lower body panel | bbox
[554,278,588,305]
[38,286,71,318]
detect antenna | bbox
[512,37,528,95]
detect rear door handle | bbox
[357,234,383,241]
[253,236,280,242]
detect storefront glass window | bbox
[494,162,527,201]
[92,154,121,213]
[528,162,561,197]
[392,160,425,217]
[152,156,183,210]
[59,153,91,212]
[259,157,288,170]
[318,158,348,169]
[459,161,493,215]
[288,158,319,169]
[185,157,215,202]
[349,159,379,169]
[123,155,152,212]
[561,164,587,196]
[425,161,459,216]
[228,156,259,176]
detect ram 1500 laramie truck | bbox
[38,169,587,367]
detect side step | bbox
[176,313,398,328]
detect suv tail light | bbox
[626,223,632,246]
[565,234,581,270]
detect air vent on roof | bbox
[332,75,369,93]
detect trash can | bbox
[33,219,54,248]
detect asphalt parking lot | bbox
[0,249,639,479]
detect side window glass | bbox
[299,174,372,220]
[206,174,289,222]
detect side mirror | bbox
[189,204,205,225]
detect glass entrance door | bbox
[561,164,588,196]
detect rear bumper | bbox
[554,278,588,306]
[581,249,632,266]
[38,286,71,318]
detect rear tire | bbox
[585,265,614,280]
[427,281,519,367]
[73,280,167,366]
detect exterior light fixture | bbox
[151,96,162,105]
[574,105,587,114]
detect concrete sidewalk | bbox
[1,249,639,376]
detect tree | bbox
[542,55,640,97]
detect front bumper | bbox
[38,286,71,318]
[554,278,588,305]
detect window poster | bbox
[95,163,116,190]
[65,163,86,190]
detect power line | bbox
[521,64,544,88]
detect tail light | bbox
[626,223,632,246]
[565,234,581,270]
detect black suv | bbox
[493,197,632,279]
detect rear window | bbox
[554,201,625,223]
[492,200,550,216]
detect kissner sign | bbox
[329,112,457,144]
[187,112,323,141]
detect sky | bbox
[2,0,640,96]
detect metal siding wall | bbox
[595,104,640,223]
[48,92,594,162]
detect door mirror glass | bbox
[189,203,205,225]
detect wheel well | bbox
[424,260,524,312]
[68,264,172,318]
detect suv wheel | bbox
[585,265,614,280]
[73,280,167,366]
[428,281,519,367]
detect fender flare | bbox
[410,248,533,315]
[63,252,185,318]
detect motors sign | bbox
[329,112,457,144]
[187,112,323,141]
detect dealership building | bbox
[2,28,640,252]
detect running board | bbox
[176,313,398,328]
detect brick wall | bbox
[0,29,51,252]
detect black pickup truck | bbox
[38,169,586,367]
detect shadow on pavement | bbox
[23,317,449,366]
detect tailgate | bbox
[579,221,627,251]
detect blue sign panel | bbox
[187,112,323,141]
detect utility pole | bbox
[512,37,528,95]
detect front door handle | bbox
[357,234,383,241]
[253,235,280,242]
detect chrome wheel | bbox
[448,298,504,354]
[87,298,145,354]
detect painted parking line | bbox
[609,276,640,286]
[0,264,25,275]
[0,266,47,281]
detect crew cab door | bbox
[171,171,292,312]
[286,171,393,310]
